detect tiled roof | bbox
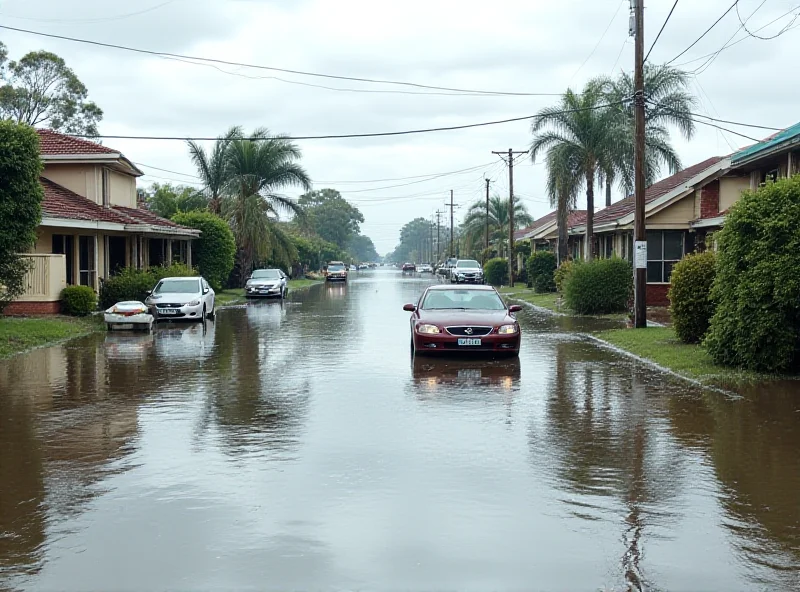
[731,121,800,165]
[41,178,193,234]
[518,210,587,238]
[593,157,725,225]
[37,129,119,156]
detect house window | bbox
[603,235,614,259]
[78,236,96,288]
[101,168,110,206]
[646,231,684,283]
[762,168,779,184]
[52,234,75,284]
[172,240,187,264]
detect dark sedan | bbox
[403,285,522,356]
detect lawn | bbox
[594,326,764,385]
[497,286,627,320]
[215,278,322,307]
[0,316,104,359]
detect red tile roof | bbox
[517,210,587,238]
[37,129,119,156]
[593,157,725,224]
[41,178,193,233]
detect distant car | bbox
[349,264,357,271]
[245,268,288,299]
[358,263,369,270]
[402,262,416,274]
[417,263,433,273]
[145,276,215,322]
[450,259,484,284]
[404,285,522,356]
[438,257,458,279]
[326,261,348,282]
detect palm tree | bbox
[531,82,617,261]
[544,144,581,264]
[187,126,242,215]
[600,64,697,202]
[461,195,533,258]
[222,128,312,281]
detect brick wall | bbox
[3,301,62,315]
[646,284,670,307]
[700,180,720,219]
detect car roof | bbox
[159,276,201,281]
[425,284,496,292]
[253,268,282,272]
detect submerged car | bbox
[326,261,348,282]
[245,268,288,299]
[451,259,484,284]
[145,276,216,322]
[104,301,154,332]
[404,285,522,356]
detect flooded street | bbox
[1,270,799,591]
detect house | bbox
[516,210,587,259]
[6,130,199,315]
[577,120,800,305]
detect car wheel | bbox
[410,335,415,354]
[201,305,206,322]
[208,304,215,320]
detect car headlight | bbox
[498,324,518,335]
[186,299,201,306]
[417,324,441,334]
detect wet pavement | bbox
[1,270,799,592]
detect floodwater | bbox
[1,270,799,592]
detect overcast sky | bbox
[1,0,798,253]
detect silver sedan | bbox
[145,276,216,322]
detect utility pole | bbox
[633,0,647,328]
[446,190,458,257]
[485,177,491,258]
[435,209,443,263]
[429,215,434,263]
[492,149,528,287]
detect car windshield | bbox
[252,270,281,279]
[421,289,505,310]
[154,279,199,294]
[328,264,345,271]
[457,260,481,268]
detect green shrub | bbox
[99,264,196,309]
[61,285,97,316]
[527,251,557,293]
[705,176,800,372]
[563,258,632,314]
[554,260,576,293]
[483,258,508,286]
[171,211,235,291]
[668,251,716,344]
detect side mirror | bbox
[145,289,152,295]
[508,304,523,313]
[403,303,417,312]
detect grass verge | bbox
[498,287,627,321]
[216,278,323,307]
[594,326,766,386]
[0,315,104,359]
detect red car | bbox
[403,285,522,356]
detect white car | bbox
[245,268,288,299]
[417,263,434,273]
[450,259,485,284]
[104,301,154,331]
[145,276,216,322]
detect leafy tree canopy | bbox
[349,234,379,262]
[144,182,208,219]
[0,42,103,136]
[298,188,364,250]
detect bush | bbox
[563,258,632,314]
[705,176,800,373]
[61,285,97,316]
[171,211,235,291]
[99,264,196,309]
[527,251,557,293]
[483,258,508,286]
[668,251,716,344]
[554,260,576,293]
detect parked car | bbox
[438,257,458,279]
[245,268,288,299]
[104,301,154,332]
[450,259,485,284]
[145,276,216,322]
[417,263,434,273]
[403,285,522,356]
[325,261,348,282]
[402,262,416,274]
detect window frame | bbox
[646,230,685,284]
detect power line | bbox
[0,25,562,98]
[644,0,680,63]
[648,101,762,142]
[610,39,630,73]
[736,0,800,39]
[59,102,626,142]
[570,0,626,82]
[0,0,179,24]
[334,162,499,193]
[315,163,500,184]
[692,0,767,75]
[665,0,739,65]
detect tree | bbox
[0,121,44,311]
[531,82,617,261]
[144,182,207,219]
[0,42,103,136]
[349,234,379,262]
[460,195,533,258]
[298,188,364,250]
[187,126,242,215]
[171,211,235,292]
[221,128,311,282]
[391,217,434,263]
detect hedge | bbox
[62,285,97,316]
[526,251,557,293]
[171,211,235,292]
[668,251,716,344]
[705,176,800,372]
[554,260,576,293]
[99,264,196,309]
[483,258,508,286]
[563,258,632,314]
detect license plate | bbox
[159,309,177,315]
[458,369,481,378]
[457,338,482,346]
